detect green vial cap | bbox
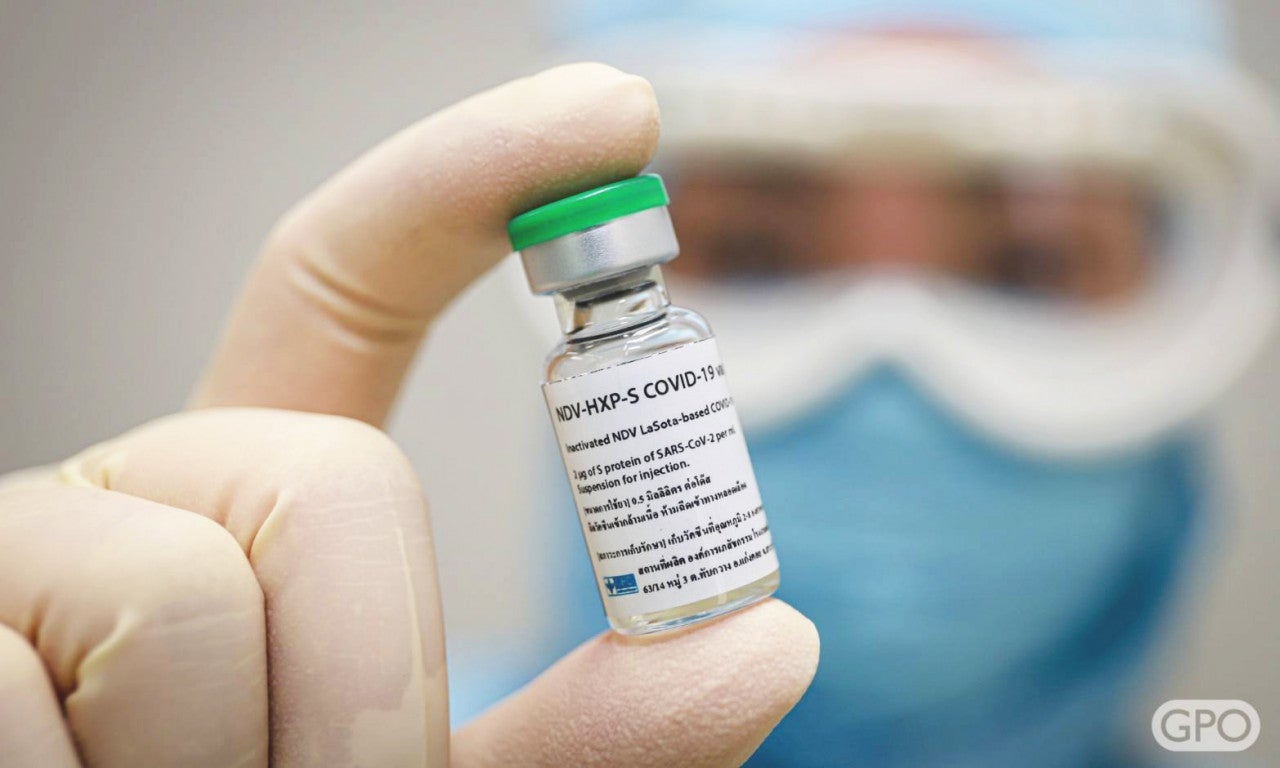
[508,174,669,251]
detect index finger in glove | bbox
[191,63,659,425]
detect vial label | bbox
[544,338,778,617]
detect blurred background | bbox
[2,1,1278,764]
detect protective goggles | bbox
[639,39,1280,456]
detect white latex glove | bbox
[0,64,819,768]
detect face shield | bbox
[554,28,1280,458]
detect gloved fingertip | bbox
[451,598,819,768]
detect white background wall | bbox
[2,0,1278,760]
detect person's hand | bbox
[0,64,819,767]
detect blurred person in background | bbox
[453,1,1280,766]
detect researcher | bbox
[0,64,819,767]
[498,1,1279,766]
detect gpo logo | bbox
[1152,700,1260,752]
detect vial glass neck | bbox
[554,266,671,342]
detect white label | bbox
[543,338,778,617]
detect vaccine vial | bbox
[508,175,779,635]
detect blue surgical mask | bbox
[743,367,1202,768]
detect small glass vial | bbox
[508,175,779,635]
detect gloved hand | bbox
[0,64,819,767]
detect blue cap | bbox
[555,0,1229,59]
